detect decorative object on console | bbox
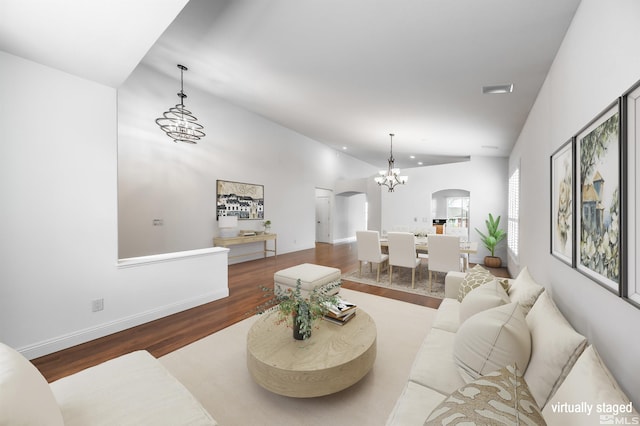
[550,137,575,266]
[256,279,341,340]
[217,215,238,238]
[374,133,408,192]
[216,180,264,220]
[155,64,205,144]
[475,213,506,268]
[263,220,271,233]
[575,100,621,294]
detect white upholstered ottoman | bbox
[274,263,341,297]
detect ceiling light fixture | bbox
[374,133,408,192]
[482,84,514,94]
[156,64,205,144]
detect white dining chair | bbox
[445,227,469,270]
[356,230,389,282]
[387,232,423,288]
[426,234,463,292]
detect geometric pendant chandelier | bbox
[155,64,205,144]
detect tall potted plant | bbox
[475,213,507,268]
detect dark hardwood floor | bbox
[32,242,509,382]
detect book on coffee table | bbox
[324,297,357,318]
[323,310,356,326]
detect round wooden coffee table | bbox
[246,308,377,397]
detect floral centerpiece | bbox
[257,279,341,340]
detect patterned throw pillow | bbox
[425,364,547,425]
[498,278,512,293]
[457,264,494,302]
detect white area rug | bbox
[342,266,446,299]
[160,289,436,426]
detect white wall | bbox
[380,157,508,264]
[0,52,229,358]
[118,63,378,259]
[334,193,367,243]
[510,0,640,406]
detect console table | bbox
[213,233,277,260]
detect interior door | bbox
[315,196,331,243]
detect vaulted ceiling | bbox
[1,0,581,169]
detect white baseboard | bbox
[333,236,356,244]
[19,288,229,360]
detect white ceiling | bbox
[0,0,188,87]
[1,0,581,170]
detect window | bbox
[446,196,469,229]
[508,167,520,258]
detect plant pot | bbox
[484,256,502,268]
[292,312,310,340]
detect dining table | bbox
[379,237,478,271]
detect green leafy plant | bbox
[256,279,341,340]
[475,213,507,257]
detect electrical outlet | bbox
[152,219,164,226]
[92,298,104,312]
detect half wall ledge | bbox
[117,247,230,268]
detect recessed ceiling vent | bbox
[482,84,514,94]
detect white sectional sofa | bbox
[387,266,639,425]
[0,344,217,425]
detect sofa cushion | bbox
[50,350,217,426]
[524,290,587,409]
[457,264,494,302]
[542,345,640,425]
[508,266,544,315]
[459,280,510,324]
[454,302,531,382]
[425,363,546,425]
[0,342,64,426]
[386,381,447,426]
[409,328,466,396]
[431,298,461,333]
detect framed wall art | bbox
[216,180,264,220]
[623,82,639,307]
[550,138,575,266]
[575,100,622,294]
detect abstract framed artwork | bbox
[216,180,264,220]
[575,100,622,294]
[550,138,575,266]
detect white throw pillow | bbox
[507,266,544,315]
[524,291,587,409]
[459,280,510,324]
[454,302,531,382]
[0,342,64,425]
[542,345,639,425]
